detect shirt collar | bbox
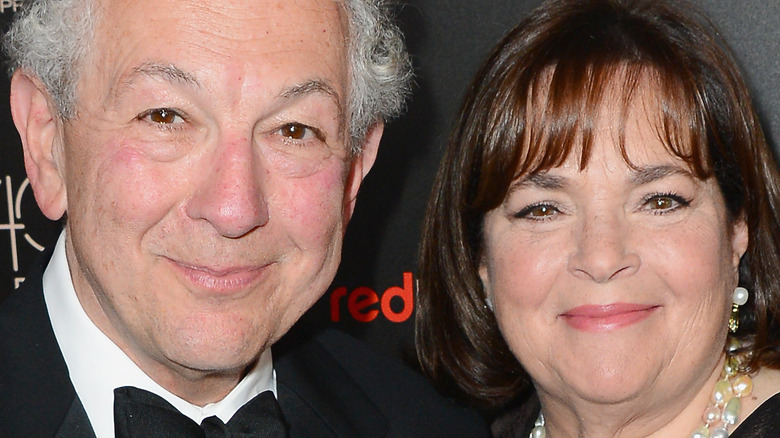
[43,232,276,438]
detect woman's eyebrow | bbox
[509,173,567,193]
[507,164,694,193]
[630,165,694,185]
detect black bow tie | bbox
[114,386,289,438]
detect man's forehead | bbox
[94,0,349,44]
[88,0,351,99]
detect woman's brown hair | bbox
[415,0,780,408]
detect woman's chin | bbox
[542,357,664,407]
[563,380,647,406]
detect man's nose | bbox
[567,211,640,283]
[185,135,269,238]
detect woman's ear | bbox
[9,70,67,220]
[478,257,494,311]
[730,215,749,269]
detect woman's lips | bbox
[167,258,271,294]
[560,303,659,332]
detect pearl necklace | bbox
[529,347,753,438]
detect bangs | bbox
[519,61,712,179]
[466,4,719,215]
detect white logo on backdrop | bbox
[1,175,45,288]
[0,0,23,14]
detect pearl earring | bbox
[729,286,749,333]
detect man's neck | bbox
[124,352,256,406]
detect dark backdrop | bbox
[1,0,778,367]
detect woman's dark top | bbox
[731,393,780,438]
[493,393,780,437]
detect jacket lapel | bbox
[274,328,389,438]
[55,397,97,438]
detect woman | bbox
[415,0,780,436]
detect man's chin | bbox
[154,326,274,376]
[163,346,264,378]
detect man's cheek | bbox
[282,172,346,237]
[95,148,185,221]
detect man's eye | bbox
[139,108,184,125]
[279,123,316,140]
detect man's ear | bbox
[343,121,383,222]
[9,70,67,220]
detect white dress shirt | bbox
[43,232,276,438]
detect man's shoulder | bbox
[0,253,50,348]
[274,326,489,437]
[0,244,53,322]
[0,247,59,359]
[0,250,79,437]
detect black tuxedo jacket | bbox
[0,251,488,437]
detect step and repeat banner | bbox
[1,0,778,364]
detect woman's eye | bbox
[279,123,316,140]
[649,197,675,210]
[139,108,184,125]
[644,193,690,212]
[514,203,560,220]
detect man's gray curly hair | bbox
[3,0,413,152]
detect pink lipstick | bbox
[561,303,658,332]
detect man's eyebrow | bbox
[114,62,201,98]
[280,79,343,115]
[281,80,337,99]
[630,165,694,185]
[131,63,200,86]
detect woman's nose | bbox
[567,212,640,283]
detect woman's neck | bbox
[537,355,726,438]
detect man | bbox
[0,0,488,436]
